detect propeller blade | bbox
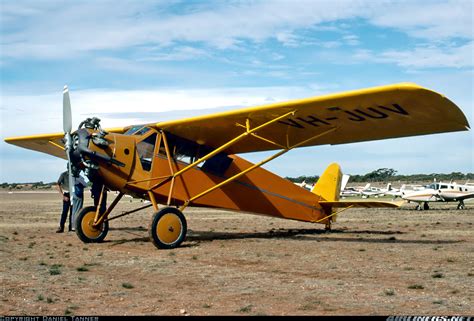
[66,148,75,228]
[63,86,75,225]
[63,85,72,133]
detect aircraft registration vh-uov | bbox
[4,83,470,249]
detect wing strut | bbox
[178,127,337,211]
[127,111,296,192]
[126,112,337,212]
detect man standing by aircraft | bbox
[56,167,87,233]
[56,169,72,233]
[71,173,87,228]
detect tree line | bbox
[285,168,474,185]
[2,168,473,189]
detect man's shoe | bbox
[56,227,64,233]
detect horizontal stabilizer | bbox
[320,200,405,208]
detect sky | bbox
[0,0,473,183]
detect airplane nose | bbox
[70,124,126,179]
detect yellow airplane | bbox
[4,83,469,249]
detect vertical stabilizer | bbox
[341,174,350,191]
[311,163,342,201]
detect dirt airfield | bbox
[0,190,473,316]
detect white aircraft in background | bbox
[340,187,362,197]
[383,183,406,200]
[294,180,313,191]
[340,175,365,197]
[402,181,474,210]
[360,183,393,198]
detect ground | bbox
[0,190,473,316]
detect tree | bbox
[364,168,397,182]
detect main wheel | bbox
[149,207,187,249]
[75,206,109,243]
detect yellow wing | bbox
[4,133,68,159]
[4,127,126,159]
[4,83,469,158]
[156,83,469,153]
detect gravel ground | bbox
[0,191,473,316]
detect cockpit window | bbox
[137,133,157,171]
[124,126,142,135]
[124,126,150,136]
[159,133,232,176]
[135,127,151,136]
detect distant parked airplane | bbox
[293,180,313,191]
[402,182,474,210]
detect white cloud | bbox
[2,0,471,60]
[138,46,211,62]
[342,34,360,46]
[353,42,473,68]
[0,85,322,138]
[369,0,473,40]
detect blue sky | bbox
[1,0,473,183]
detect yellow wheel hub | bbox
[81,211,103,239]
[156,213,182,245]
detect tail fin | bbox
[311,163,342,201]
[341,174,350,192]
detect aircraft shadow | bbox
[110,226,147,232]
[103,228,463,247]
[186,228,462,246]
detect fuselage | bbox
[73,125,332,224]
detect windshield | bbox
[124,126,151,136]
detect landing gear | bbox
[75,206,109,243]
[149,207,187,249]
[416,202,430,211]
[457,200,465,210]
[325,218,332,232]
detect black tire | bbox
[75,206,109,243]
[423,202,430,210]
[149,207,187,250]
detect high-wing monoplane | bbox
[4,83,469,249]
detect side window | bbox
[156,132,233,175]
[136,133,157,171]
[201,153,233,176]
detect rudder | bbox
[311,163,342,202]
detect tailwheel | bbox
[324,218,332,232]
[149,207,187,250]
[75,206,109,243]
